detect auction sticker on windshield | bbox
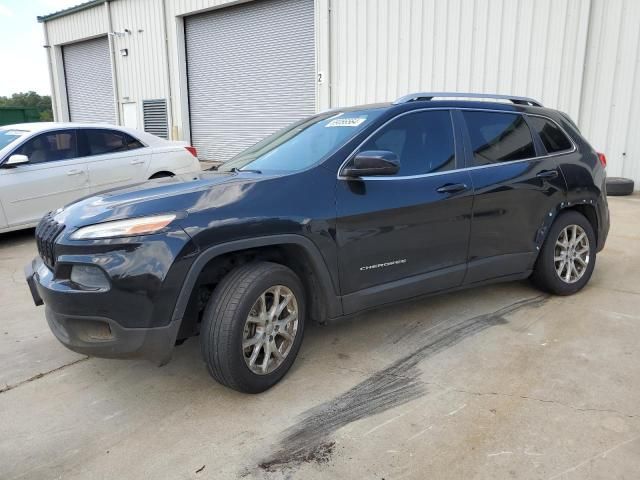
[326,117,367,128]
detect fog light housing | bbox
[70,265,110,290]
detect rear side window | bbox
[359,110,456,176]
[80,129,144,156]
[462,111,536,166]
[15,130,78,164]
[527,116,573,153]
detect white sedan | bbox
[0,123,202,233]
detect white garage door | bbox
[63,37,116,124]
[185,0,316,162]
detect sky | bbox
[0,0,81,97]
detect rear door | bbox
[79,129,151,194]
[459,109,567,283]
[0,129,88,226]
[336,109,473,313]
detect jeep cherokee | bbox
[25,92,610,393]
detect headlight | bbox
[70,214,177,240]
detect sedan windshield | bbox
[219,108,385,174]
[0,129,28,150]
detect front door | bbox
[0,129,89,227]
[459,110,567,283]
[336,109,473,313]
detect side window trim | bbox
[337,108,578,180]
[338,108,457,179]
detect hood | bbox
[54,170,266,229]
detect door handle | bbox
[130,159,145,165]
[67,169,83,176]
[536,169,559,179]
[436,183,468,194]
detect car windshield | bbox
[219,108,386,173]
[0,129,28,150]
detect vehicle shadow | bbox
[0,228,35,248]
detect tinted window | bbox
[83,129,136,156]
[528,116,573,153]
[124,133,144,150]
[87,130,128,155]
[15,130,77,164]
[462,111,536,166]
[358,110,456,176]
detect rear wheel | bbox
[531,211,596,295]
[200,262,305,393]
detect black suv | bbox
[25,93,609,393]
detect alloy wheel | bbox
[554,224,590,284]
[242,285,299,375]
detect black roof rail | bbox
[393,92,543,107]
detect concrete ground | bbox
[1,196,639,480]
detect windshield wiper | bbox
[230,167,262,174]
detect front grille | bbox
[35,213,65,268]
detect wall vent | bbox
[142,99,169,139]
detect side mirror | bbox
[3,154,29,168]
[342,150,400,177]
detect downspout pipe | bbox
[105,1,121,124]
[161,0,175,139]
[42,21,59,121]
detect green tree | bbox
[0,91,53,122]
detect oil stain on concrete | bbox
[258,295,549,472]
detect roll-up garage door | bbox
[63,36,116,124]
[185,0,316,162]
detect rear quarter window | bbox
[527,116,573,153]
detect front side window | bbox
[527,116,573,153]
[462,111,536,166]
[15,130,78,164]
[219,109,386,174]
[357,110,456,176]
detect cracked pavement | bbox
[1,195,640,479]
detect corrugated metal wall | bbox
[42,0,639,187]
[329,0,590,120]
[46,4,108,44]
[579,0,640,180]
[109,0,169,102]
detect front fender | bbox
[170,234,343,327]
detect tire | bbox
[606,177,634,196]
[200,262,306,393]
[531,211,597,295]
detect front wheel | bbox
[531,211,597,295]
[200,262,305,393]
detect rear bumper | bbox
[25,257,180,365]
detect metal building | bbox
[39,0,639,187]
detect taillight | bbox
[185,146,198,158]
[597,152,607,167]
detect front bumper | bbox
[25,257,181,365]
